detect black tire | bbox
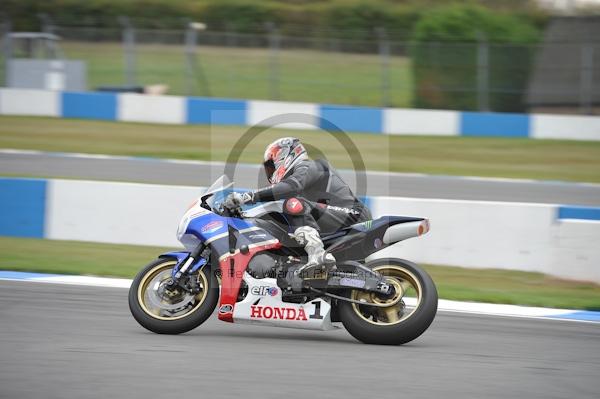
[128,257,219,334]
[338,258,438,345]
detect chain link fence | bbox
[2,21,599,113]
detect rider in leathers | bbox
[224,137,371,272]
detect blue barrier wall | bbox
[558,205,600,221]
[319,105,383,134]
[62,92,117,120]
[2,177,599,243]
[187,97,246,125]
[461,112,530,138]
[0,178,47,238]
[2,88,600,140]
[1,177,599,282]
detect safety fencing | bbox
[1,177,599,283]
[1,88,600,140]
[3,23,599,115]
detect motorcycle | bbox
[128,175,437,345]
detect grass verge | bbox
[62,42,413,108]
[2,116,600,182]
[1,236,599,310]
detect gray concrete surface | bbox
[2,151,600,205]
[0,280,598,399]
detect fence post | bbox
[37,13,55,35]
[328,37,340,53]
[265,22,280,100]
[184,21,210,97]
[477,32,490,112]
[225,23,238,48]
[37,13,59,59]
[184,21,197,96]
[580,43,594,115]
[1,16,11,87]
[118,16,136,87]
[376,27,391,107]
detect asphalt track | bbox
[1,280,598,399]
[2,150,600,205]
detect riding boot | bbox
[291,226,336,278]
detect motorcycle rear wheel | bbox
[339,258,437,345]
[128,257,219,334]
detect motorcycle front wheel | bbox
[128,257,219,334]
[338,258,438,345]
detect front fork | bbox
[160,243,210,290]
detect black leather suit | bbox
[252,159,371,235]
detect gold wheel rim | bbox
[137,260,209,321]
[351,265,422,326]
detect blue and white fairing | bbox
[174,175,278,260]
[176,206,257,251]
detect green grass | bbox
[2,116,600,182]
[0,236,172,278]
[63,42,413,107]
[1,236,598,310]
[424,265,600,310]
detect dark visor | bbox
[263,159,275,182]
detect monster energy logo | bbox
[360,220,373,229]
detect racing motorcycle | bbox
[129,176,437,345]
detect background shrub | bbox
[410,4,541,112]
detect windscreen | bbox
[202,175,234,209]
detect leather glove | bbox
[223,192,254,210]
